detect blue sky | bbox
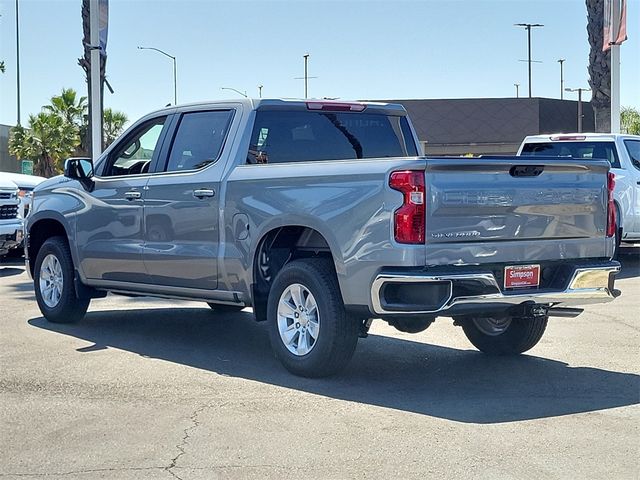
[0,0,638,127]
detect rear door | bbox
[142,108,236,289]
[76,116,170,283]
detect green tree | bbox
[621,107,640,135]
[9,112,79,177]
[44,88,87,128]
[103,108,128,147]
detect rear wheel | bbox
[34,236,89,324]
[207,303,245,313]
[460,315,548,355]
[267,258,359,377]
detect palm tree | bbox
[44,88,87,128]
[9,112,79,177]
[103,108,128,147]
[586,0,611,132]
[0,61,5,73]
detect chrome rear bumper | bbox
[371,263,620,316]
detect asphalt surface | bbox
[1,248,639,480]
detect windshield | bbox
[521,141,620,168]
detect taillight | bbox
[606,172,616,238]
[306,101,366,112]
[390,170,425,244]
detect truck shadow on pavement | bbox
[617,246,639,279]
[28,308,639,425]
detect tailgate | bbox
[424,157,611,264]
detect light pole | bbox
[221,87,247,98]
[138,46,177,105]
[294,53,317,99]
[557,59,565,99]
[258,85,263,98]
[15,0,21,124]
[565,87,591,133]
[515,23,543,98]
[514,83,520,98]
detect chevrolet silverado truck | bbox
[26,99,620,377]
[0,177,23,259]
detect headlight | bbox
[11,190,19,200]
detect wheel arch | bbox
[250,223,343,321]
[27,213,73,277]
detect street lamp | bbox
[557,59,565,99]
[514,83,520,98]
[565,87,591,133]
[258,85,263,98]
[294,53,317,99]
[138,46,177,105]
[515,23,544,98]
[221,87,248,98]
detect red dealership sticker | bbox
[504,264,540,289]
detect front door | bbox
[76,116,169,283]
[142,109,235,290]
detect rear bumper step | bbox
[371,262,620,316]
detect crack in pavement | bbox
[164,401,230,480]
[0,466,165,477]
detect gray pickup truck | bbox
[26,99,620,377]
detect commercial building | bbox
[385,97,595,156]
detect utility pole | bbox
[15,0,21,124]
[515,23,543,98]
[303,53,309,99]
[294,53,317,99]
[565,87,591,133]
[610,0,621,133]
[514,83,520,98]
[557,59,565,99]
[90,0,101,159]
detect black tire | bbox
[267,258,359,377]
[461,315,548,355]
[207,303,245,313]
[33,236,89,324]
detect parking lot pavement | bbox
[1,248,639,480]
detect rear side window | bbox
[624,140,640,171]
[247,110,418,164]
[521,141,621,169]
[165,110,234,172]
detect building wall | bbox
[383,98,596,156]
[0,124,19,173]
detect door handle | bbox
[193,188,215,199]
[124,190,142,201]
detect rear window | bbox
[521,141,621,168]
[247,110,418,164]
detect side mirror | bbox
[64,157,94,180]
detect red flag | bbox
[603,0,628,51]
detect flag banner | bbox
[99,0,109,56]
[603,0,628,51]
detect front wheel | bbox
[34,236,89,324]
[267,258,359,377]
[460,315,548,355]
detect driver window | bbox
[104,118,166,177]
